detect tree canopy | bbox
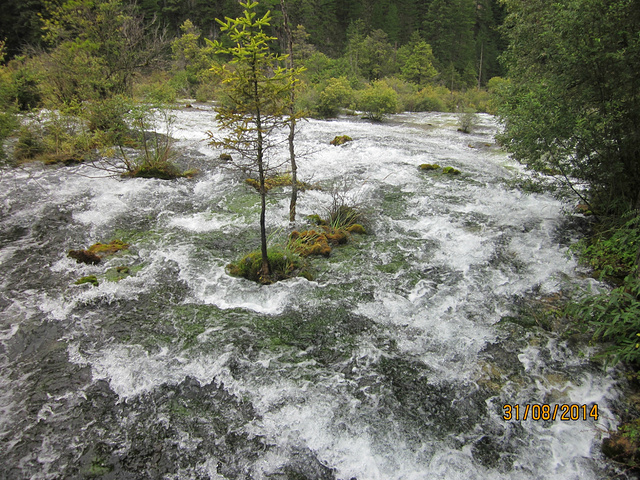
[497,0,640,213]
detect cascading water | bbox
[0,107,622,479]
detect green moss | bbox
[419,163,440,171]
[226,247,306,284]
[330,135,353,146]
[105,264,143,282]
[245,173,316,193]
[306,214,327,226]
[126,162,184,180]
[75,275,99,287]
[289,230,332,257]
[346,224,366,234]
[87,239,129,256]
[86,458,113,477]
[442,166,461,175]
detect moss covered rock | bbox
[346,224,366,234]
[443,166,461,175]
[87,239,130,256]
[68,249,102,265]
[419,163,440,171]
[330,135,353,146]
[75,275,99,287]
[226,248,305,284]
[245,173,315,193]
[289,230,332,257]
[68,239,130,265]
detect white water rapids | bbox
[0,107,622,479]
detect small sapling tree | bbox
[208,1,303,283]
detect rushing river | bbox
[0,108,622,479]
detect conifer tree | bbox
[208,1,303,282]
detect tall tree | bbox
[209,1,303,282]
[498,0,640,213]
[40,0,166,104]
[423,0,476,88]
[279,0,305,222]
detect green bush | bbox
[14,126,45,160]
[413,85,449,112]
[86,95,132,144]
[567,214,640,366]
[573,214,640,282]
[358,80,398,120]
[568,276,640,365]
[316,76,355,118]
[134,73,177,104]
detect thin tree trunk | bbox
[280,0,297,223]
[635,190,640,280]
[253,61,270,281]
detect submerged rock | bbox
[75,275,99,287]
[68,240,129,264]
[68,249,101,265]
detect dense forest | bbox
[1,0,506,86]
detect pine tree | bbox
[208,1,303,282]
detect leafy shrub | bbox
[573,214,640,282]
[134,73,177,104]
[14,126,45,160]
[567,214,640,365]
[86,95,132,143]
[457,107,478,133]
[358,80,398,120]
[568,277,640,365]
[413,85,449,112]
[316,77,355,118]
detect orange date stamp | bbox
[503,403,599,421]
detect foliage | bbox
[39,0,166,105]
[15,108,97,164]
[497,0,640,214]
[566,213,640,366]
[171,19,218,98]
[5,56,43,111]
[358,80,398,120]
[0,44,19,159]
[573,214,640,283]
[134,72,178,104]
[457,107,478,133]
[568,276,640,366]
[106,105,185,179]
[413,85,448,112]
[397,34,438,86]
[315,77,355,118]
[346,27,396,81]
